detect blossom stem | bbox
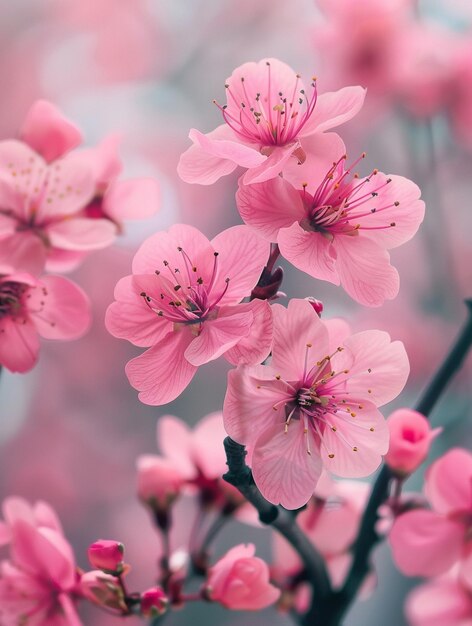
[318,298,472,626]
[192,513,229,573]
[223,437,332,617]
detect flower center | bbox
[300,153,399,240]
[0,279,27,319]
[140,247,230,328]
[214,61,318,147]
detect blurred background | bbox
[0,0,471,624]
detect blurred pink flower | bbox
[0,128,115,274]
[390,448,472,583]
[237,133,424,306]
[0,497,63,546]
[178,58,365,185]
[406,574,472,626]
[136,456,185,509]
[79,570,126,613]
[140,586,168,617]
[106,224,273,405]
[0,498,81,625]
[206,543,280,610]
[384,408,442,475]
[0,272,90,373]
[224,298,409,509]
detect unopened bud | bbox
[141,586,169,617]
[80,570,127,612]
[88,540,124,573]
[305,297,324,316]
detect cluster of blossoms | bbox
[0,100,159,373]
[2,51,470,626]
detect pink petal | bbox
[333,329,409,407]
[425,448,472,516]
[105,275,171,347]
[0,177,25,228]
[132,223,214,278]
[389,509,464,577]
[225,299,273,366]
[406,579,472,626]
[271,299,330,381]
[44,249,88,273]
[192,412,228,480]
[0,316,39,373]
[223,365,293,446]
[184,306,253,367]
[324,318,352,353]
[252,421,323,509]
[333,235,400,306]
[177,124,262,185]
[301,86,366,135]
[352,173,425,249]
[35,152,95,221]
[319,401,389,477]
[46,217,116,251]
[2,497,35,527]
[79,134,122,186]
[102,178,160,221]
[27,275,91,340]
[11,522,76,590]
[236,175,304,241]
[282,132,346,194]
[211,225,269,304]
[125,329,197,405]
[0,141,47,214]
[242,145,297,185]
[57,592,83,626]
[20,100,82,163]
[157,415,196,479]
[277,221,339,284]
[0,232,47,276]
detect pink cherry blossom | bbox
[178,57,365,185]
[236,133,425,306]
[224,298,409,509]
[106,224,273,405]
[136,456,185,509]
[0,497,64,547]
[79,570,126,613]
[0,272,91,373]
[206,543,280,610]
[0,136,116,274]
[384,408,442,475]
[390,449,472,584]
[0,499,82,625]
[406,574,472,626]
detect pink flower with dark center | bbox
[206,544,280,610]
[0,498,82,625]
[106,224,273,405]
[224,299,409,509]
[0,272,90,373]
[236,133,425,306]
[178,58,365,185]
[390,448,472,585]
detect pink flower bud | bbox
[136,455,184,509]
[305,297,324,316]
[206,544,280,610]
[80,570,127,612]
[385,409,442,475]
[140,587,169,617]
[88,539,124,572]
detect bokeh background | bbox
[1,1,472,624]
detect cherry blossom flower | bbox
[224,298,409,509]
[0,103,118,274]
[0,272,90,373]
[384,409,441,476]
[205,544,280,610]
[0,498,82,625]
[79,570,126,614]
[178,58,365,185]
[0,497,64,546]
[390,448,472,584]
[405,573,472,626]
[236,133,425,306]
[106,224,273,405]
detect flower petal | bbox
[225,299,273,366]
[46,217,116,251]
[102,178,160,221]
[425,448,472,516]
[157,415,196,480]
[0,316,39,373]
[301,86,366,135]
[243,145,298,185]
[125,329,197,405]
